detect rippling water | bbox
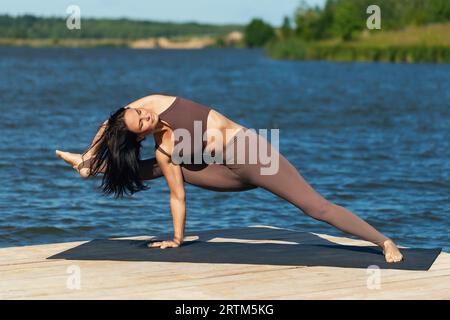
[0,47,448,251]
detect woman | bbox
[56,94,403,263]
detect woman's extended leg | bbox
[224,128,403,262]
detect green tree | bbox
[332,0,361,40]
[280,16,293,39]
[426,0,450,23]
[244,18,275,47]
[294,0,333,40]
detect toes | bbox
[386,253,403,263]
[147,241,161,248]
[385,254,394,263]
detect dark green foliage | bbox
[294,0,450,41]
[266,37,308,59]
[0,14,242,39]
[267,0,450,62]
[244,18,275,47]
[280,16,293,39]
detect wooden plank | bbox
[12,263,449,300]
[2,254,448,299]
[0,226,447,299]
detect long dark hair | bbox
[84,107,149,198]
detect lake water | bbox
[0,47,448,251]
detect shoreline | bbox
[0,31,244,49]
[267,23,450,63]
[0,37,214,49]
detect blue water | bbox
[0,47,448,251]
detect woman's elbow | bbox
[170,190,185,202]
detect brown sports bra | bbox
[154,96,211,163]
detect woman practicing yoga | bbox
[56,94,403,263]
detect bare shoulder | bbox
[150,93,175,100]
[125,94,175,109]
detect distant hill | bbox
[0,14,243,39]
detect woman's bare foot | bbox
[55,150,90,178]
[381,239,403,263]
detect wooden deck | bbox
[0,225,448,299]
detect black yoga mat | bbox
[47,226,442,271]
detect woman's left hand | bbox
[147,239,182,249]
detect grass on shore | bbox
[267,23,450,63]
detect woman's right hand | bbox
[147,239,182,249]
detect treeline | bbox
[289,0,450,41]
[0,14,242,39]
[242,0,450,62]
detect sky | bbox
[1,0,326,26]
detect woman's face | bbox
[123,107,159,138]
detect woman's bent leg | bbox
[77,157,164,181]
[79,156,257,191]
[181,163,257,192]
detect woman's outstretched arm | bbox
[56,118,164,180]
[148,149,186,249]
[82,119,109,159]
[67,119,109,177]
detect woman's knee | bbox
[301,199,335,221]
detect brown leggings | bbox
[81,128,390,247]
